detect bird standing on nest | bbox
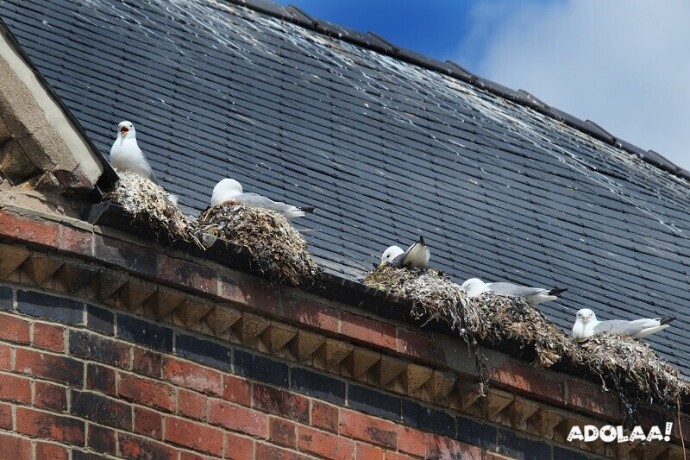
[461,278,567,305]
[380,236,430,268]
[109,121,157,183]
[572,308,675,339]
[210,178,315,220]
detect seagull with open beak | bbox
[110,121,157,183]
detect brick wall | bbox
[0,285,593,460]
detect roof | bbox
[2,0,690,377]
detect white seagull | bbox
[211,178,314,219]
[461,278,567,305]
[380,236,430,268]
[572,308,675,340]
[109,121,157,182]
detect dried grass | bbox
[106,172,202,247]
[364,264,690,406]
[195,202,319,285]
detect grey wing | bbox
[486,282,546,297]
[389,252,405,267]
[593,319,655,335]
[239,192,294,213]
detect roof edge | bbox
[228,0,689,182]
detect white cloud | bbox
[456,0,690,169]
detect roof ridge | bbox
[224,0,690,182]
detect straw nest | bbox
[195,202,319,286]
[364,264,689,407]
[106,172,202,248]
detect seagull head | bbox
[461,278,489,297]
[211,178,244,206]
[117,121,136,139]
[575,308,596,323]
[380,246,404,266]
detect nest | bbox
[364,264,689,407]
[106,172,202,248]
[195,203,318,286]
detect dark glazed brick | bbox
[87,363,116,395]
[94,235,156,277]
[456,415,497,450]
[88,424,117,455]
[69,330,129,367]
[87,304,114,336]
[234,349,288,387]
[117,314,172,352]
[176,334,231,371]
[402,399,455,438]
[291,367,345,405]
[349,385,400,422]
[71,391,132,430]
[17,290,83,324]
[0,286,12,310]
[73,451,109,460]
[498,429,552,460]
[553,446,596,460]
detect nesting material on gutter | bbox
[106,172,202,248]
[196,203,319,286]
[365,264,689,407]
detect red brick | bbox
[0,212,58,247]
[179,452,212,460]
[32,322,65,352]
[356,442,384,460]
[397,426,427,457]
[340,312,396,350]
[339,409,397,449]
[270,417,296,448]
[59,225,93,256]
[255,443,310,460]
[0,372,31,403]
[298,426,355,460]
[164,416,224,456]
[179,389,207,420]
[224,432,255,460]
[87,423,116,455]
[94,235,156,277]
[134,406,162,440]
[220,278,281,316]
[119,433,177,460]
[426,435,482,460]
[283,296,338,332]
[157,254,217,294]
[253,384,309,423]
[0,402,12,430]
[209,399,267,438]
[35,442,68,460]
[0,345,11,371]
[311,401,339,433]
[86,363,116,396]
[384,453,416,460]
[395,328,446,366]
[118,372,176,412]
[132,346,162,378]
[162,357,222,396]
[15,348,82,385]
[34,380,67,411]
[486,360,565,404]
[0,433,31,458]
[566,379,621,419]
[0,313,30,344]
[223,374,251,406]
[16,407,84,445]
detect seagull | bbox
[572,308,675,340]
[109,121,157,182]
[211,178,315,219]
[461,278,567,305]
[380,236,430,268]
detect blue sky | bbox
[274,0,690,170]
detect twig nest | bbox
[568,334,689,406]
[195,203,318,286]
[106,172,201,247]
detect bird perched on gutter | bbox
[109,121,157,183]
[461,278,567,305]
[572,308,675,340]
[211,178,315,220]
[380,236,430,268]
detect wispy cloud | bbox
[456,0,690,169]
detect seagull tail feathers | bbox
[548,287,568,296]
[660,316,676,326]
[298,206,316,214]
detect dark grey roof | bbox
[2,0,690,376]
